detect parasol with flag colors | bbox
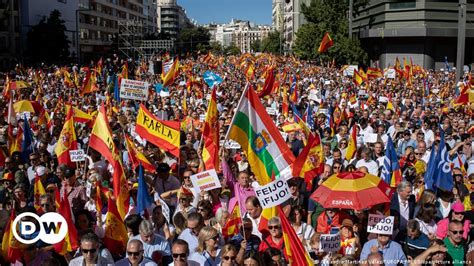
[310,171,394,210]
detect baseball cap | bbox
[341,219,354,228]
[451,201,465,213]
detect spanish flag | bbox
[222,203,241,240]
[1,211,22,262]
[89,104,129,219]
[292,133,324,190]
[257,67,275,97]
[125,135,156,173]
[345,125,357,161]
[135,104,180,158]
[121,62,128,79]
[54,191,79,255]
[318,32,334,53]
[34,174,46,211]
[245,63,255,80]
[65,105,93,124]
[202,87,220,171]
[279,206,313,265]
[80,68,99,96]
[353,69,364,86]
[7,124,21,155]
[103,197,128,256]
[55,106,78,168]
[161,58,180,87]
[367,67,383,79]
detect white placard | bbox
[255,179,291,208]
[69,149,85,162]
[343,65,358,77]
[224,140,241,149]
[158,196,170,224]
[367,214,394,235]
[190,169,221,192]
[308,89,320,102]
[384,69,396,79]
[266,107,277,115]
[120,79,149,101]
[199,114,206,122]
[320,233,341,252]
[363,133,379,144]
[159,90,170,97]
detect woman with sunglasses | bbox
[258,217,286,261]
[197,199,215,226]
[189,226,222,265]
[220,244,238,266]
[435,201,471,240]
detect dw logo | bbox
[12,212,68,244]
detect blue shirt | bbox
[131,233,171,260]
[188,249,221,266]
[360,239,408,266]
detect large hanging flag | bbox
[103,197,128,256]
[1,211,22,263]
[203,71,223,88]
[161,58,180,87]
[135,104,180,158]
[124,135,155,173]
[257,67,275,97]
[136,164,153,215]
[202,87,220,170]
[382,136,402,187]
[226,84,295,184]
[318,32,334,53]
[89,104,129,219]
[292,133,324,190]
[54,191,79,255]
[21,115,34,163]
[345,125,357,161]
[55,106,78,168]
[434,129,454,191]
[222,202,241,240]
[279,206,313,265]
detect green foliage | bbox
[261,31,282,54]
[26,10,70,63]
[293,0,368,64]
[209,41,223,54]
[224,44,241,55]
[176,26,210,54]
[250,39,261,53]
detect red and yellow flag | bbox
[103,197,128,256]
[80,68,99,96]
[279,206,313,265]
[135,104,181,158]
[121,62,128,80]
[65,105,93,124]
[222,203,241,239]
[34,174,46,211]
[7,124,21,155]
[258,67,275,97]
[345,125,357,161]
[258,206,277,239]
[161,58,180,87]
[245,64,255,80]
[55,106,78,168]
[292,133,324,190]
[54,190,79,255]
[89,104,129,219]
[318,32,334,53]
[125,135,156,173]
[202,87,219,171]
[367,67,383,79]
[1,211,22,262]
[353,69,364,86]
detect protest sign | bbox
[266,107,277,115]
[367,214,394,235]
[155,195,170,224]
[319,233,341,252]
[343,65,358,76]
[190,169,221,192]
[255,179,291,208]
[69,149,85,162]
[384,69,396,79]
[120,79,149,101]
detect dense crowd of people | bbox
[0,53,473,266]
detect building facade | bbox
[156,0,191,39]
[272,0,284,32]
[283,0,310,51]
[0,0,20,70]
[352,0,474,70]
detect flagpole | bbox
[224,82,250,141]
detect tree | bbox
[250,39,261,53]
[176,26,210,54]
[26,10,70,63]
[293,0,368,64]
[209,41,223,54]
[261,31,282,54]
[224,44,241,55]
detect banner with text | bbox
[319,233,341,252]
[69,149,85,162]
[120,79,149,101]
[255,178,291,208]
[191,169,221,192]
[367,214,394,235]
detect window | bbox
[58,0,67,3]
[389,1,415,9]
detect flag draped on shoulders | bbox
[226,84,295,184]
[89,104,129,219]
[202,87,220,170]
[135,104,181,158]
[55,106,78,168]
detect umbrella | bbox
[310,170,394,210]
[13,100,44,114]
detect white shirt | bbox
[415,218,437,237]
[422,128,434,147]
[115,257,157,266]
[421,151,431,165]
[178,228,199,254]
[244,213,262,239]
[437,199,451,219]
[355,159,379,175]
[398,194,410,230]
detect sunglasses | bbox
[127,251,142,256]
[81,248,97,254]
[268,225,280,230]
[41,203,51,207]
[450,230,464,235]
[454,212,465,215]
[224,256,236,261]
[183,175,191,179]
[173,253,187,259]
[415,153,423,155]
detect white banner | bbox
[367,214,394,235]
[320,233,341,252]
[255,179,291,208]
[384,69,396,79]
[190,169,221,192]
[343,65,358,77]
[69,149,85,162]
[266,107,277,115]
[120,79,149,101]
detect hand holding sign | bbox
[367,214,394,235]
[255,179,291,208]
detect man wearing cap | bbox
[339,219,360,257]
[360,233,408,266]
[154,163,181,209]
